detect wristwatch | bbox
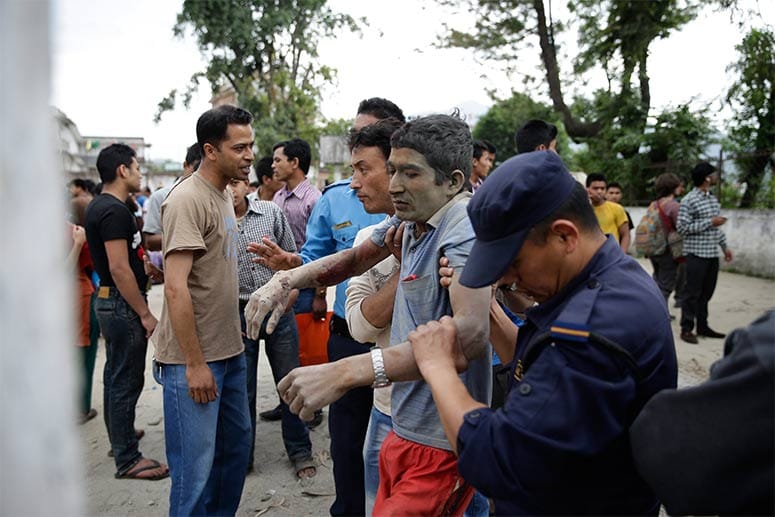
[370,347,391,389]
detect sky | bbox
[51,0,773,162]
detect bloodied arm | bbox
[244,237,389,339]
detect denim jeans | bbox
[93,288,146,472]
[363,407,392,517]
[238,306,311,467]
[159,354,251,517]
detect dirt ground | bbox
[81,261,774,516]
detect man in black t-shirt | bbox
[85,143,168,481]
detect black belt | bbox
[329,315,353,340]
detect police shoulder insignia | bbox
[549,320,590,343]
[333,221,352,230]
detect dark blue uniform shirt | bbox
[457,236,677,515]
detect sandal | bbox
[292,456,317,480]
[115,457,169,481]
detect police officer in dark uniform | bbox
[408,151,678,515]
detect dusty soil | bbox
[81,261,774,515]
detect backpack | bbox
[635,201,667,257]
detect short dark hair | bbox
[691,161,716,187]
[390,113,472,188]
[272,138,312,174]
[357,98,406,123]
[655,173,681,198]
[184,142,202,170]
[473,139,496,160]
[254,156,274,182]
[515,119,558,154]
[585,172,607,187]
[69,178,90,192]
[96,143,136,184]
[607,181,623,191]
[196,105,253,156]
[529,182,601,243]
[347,118,403,161]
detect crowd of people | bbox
[66,97,772,516]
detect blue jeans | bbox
[464,491,490,517]
[238,306,311,467]
[93,289,146,472]
[159,354,251,517]
[363,407,392,517]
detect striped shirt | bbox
[677,187,728,258]
[272,179,321,251]
[235,198,297,302]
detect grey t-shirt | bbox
[373,193,492,450]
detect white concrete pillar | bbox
[0,0,83,515]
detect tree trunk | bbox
[532,0,602,139]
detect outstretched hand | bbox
[247,236,299,271]
[278,363,348,422]
[244,271,293,338]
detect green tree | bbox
[155,0,360,155]
[726,27,775,208]
[440,0,701,150]
[472,92,563,162]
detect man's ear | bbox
[550,219,580,252]
[448,169,465,191]
[202,142,218,160]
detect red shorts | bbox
[374,431,473,516]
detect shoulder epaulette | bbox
[322,178,352,195]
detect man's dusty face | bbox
[388,147,457,224]
[606,186,622,203]
[228,178,249,208]
[350,145,393,215]
[587,181,607,206]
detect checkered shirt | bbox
[677,187,728,258]
[235,198,297,301]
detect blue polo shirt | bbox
[299,179,384,318]
[456,236,677,515]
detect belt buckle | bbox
[97,286,111,299]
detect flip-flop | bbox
[115,457,169,481]
[107,429,145,457]
[292,456,317,480]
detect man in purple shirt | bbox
[272,138,321,251]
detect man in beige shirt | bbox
[153,105,254,516]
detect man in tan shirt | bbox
[153,105,254,516]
